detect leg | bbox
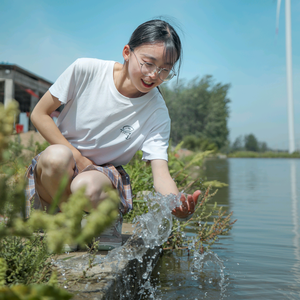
[70,170,114,211]
[71,170,121,250]
[35,145,75,210]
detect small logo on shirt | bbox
[120,125,134,140]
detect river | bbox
[149,158,300,299]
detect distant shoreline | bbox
[227,151,300,159]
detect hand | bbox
[73,152,95,173]
[172,190,201,219]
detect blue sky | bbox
[1,0,299,150]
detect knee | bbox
[40,145,74,176]
[71,172,111,208]
[71,175,101,204]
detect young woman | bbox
[26,19,201,250]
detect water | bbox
[55,191,226,299]
[150,158,300,299]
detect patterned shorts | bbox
[25,152,133,218]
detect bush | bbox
[183,135,217,152]
[0,101,119,295]
[0,235,52,286]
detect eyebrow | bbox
[141,53,174,67]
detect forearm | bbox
[151,159,199,218]
[31,113,80,157]
[31,91,81,158]
[153,173,179,196]
[151,159,179,195]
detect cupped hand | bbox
[172,190,201,219]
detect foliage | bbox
[0,102,19,162]
[123,144,212,222]
[0,284,72,300]
[163,187,237,253]
[30,140,50,157]
[1,182,120,254]
[231,134,269,153]
[0,235,52,286]
[183,135,218,152]
[228,150,300,158]
[202,180,228,188]
[162,76,230,150]
[0,101,120,294]
[244,134,259,152]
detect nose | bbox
[148,69,160,80]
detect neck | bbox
[113,62,145,98]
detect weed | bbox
[163,186,237,253]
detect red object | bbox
[15,124,24,133]
[25,89,40,99]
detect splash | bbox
[54,192,227,299]
[191,250,227,299]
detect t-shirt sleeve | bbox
[49,59,84,104]
[141,114,171,162]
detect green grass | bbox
[228,151,300,158]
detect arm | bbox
[151,159,201,218]
[31,91,94,171]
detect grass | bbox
[228,151,300,158]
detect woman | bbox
[26,19,201,250]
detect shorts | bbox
[25,152,133,218]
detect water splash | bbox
[54,192,227,299]
[191,251,227,299]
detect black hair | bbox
[128,19,182,78]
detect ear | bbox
[122,45,131,61]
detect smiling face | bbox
[123,43,176,96]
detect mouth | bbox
[141,79,154,88]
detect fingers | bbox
[171,191,201,219]
[171,194,187,217]
[192,190,201,205]
[180,193,189,212]
[187,194,195,213]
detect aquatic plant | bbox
[124,143,213,222]
[164,186,237,253]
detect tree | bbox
[258,141,268,153]
[232,136,243,151]
[244,134,259,152]
[162,76,230,150]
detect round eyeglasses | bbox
[131,50,176,82]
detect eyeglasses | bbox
[131,50,176,82]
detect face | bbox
[123,43,176,95]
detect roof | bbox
[0,62,53,85]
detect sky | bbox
[1,0,299,150]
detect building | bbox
[0,62,53,131]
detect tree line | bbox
[231,134,268,152]
[161,75,231,152]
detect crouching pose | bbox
[25,19,201,250]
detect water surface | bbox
[150,158,300,299]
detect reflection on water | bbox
[290,160,300,290]
[150,158,300,300]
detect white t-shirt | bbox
[49,58,171,167]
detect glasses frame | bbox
[130,49,176,82]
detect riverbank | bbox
[54,223,161,300]
[228,150,300,158]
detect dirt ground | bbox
[9,131,46,147]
